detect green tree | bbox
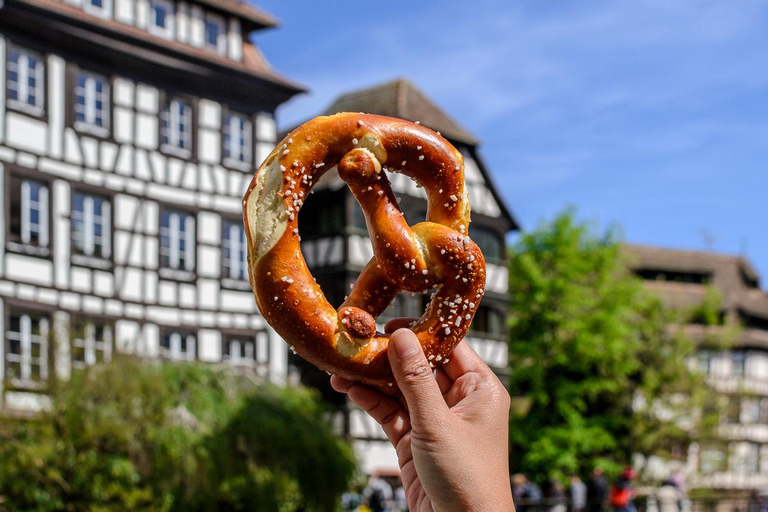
[507,211,719,482]
[0,357,356,512]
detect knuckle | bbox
[399,362,433,385]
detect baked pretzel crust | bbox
[243,113,485,384]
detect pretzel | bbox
[243,113,486,385]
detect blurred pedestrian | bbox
[587,467,609,512]
[608,467,637,512]
[570,475,587,512]
[547,479,567,512]
[657,479,680,512]
[363,475,393,512]
[513,473,543,512]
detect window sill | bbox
[74,122,111,140]
[7,378,48,391]
[160,144,193,160]
[71,253,112,270]
[221,277,251,291]
[7,101,45,119]
[222,158,253,173]
[159,267,195,282]
[6,242,51,259]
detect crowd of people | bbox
[511,466,688,512]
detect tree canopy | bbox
[0,357,357,512]
[507,211,720,482]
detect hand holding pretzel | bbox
[243,113,485,384]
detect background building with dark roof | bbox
[625,245,768,499]
[291,78,519,473]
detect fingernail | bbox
[392,329,420,358]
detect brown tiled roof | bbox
[322,78,479,146]
[192,0,278,30]
[622,244,768,320]
[12,0,304,93]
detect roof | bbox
[623,244,768,320]
[322,78,479,146]
[192,0,279,31]
[9,0,304,94]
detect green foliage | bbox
[0,357,356,512]
[508,211,718,482]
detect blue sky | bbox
[253,0,768,283]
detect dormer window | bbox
[74,71,110,136]
[160,98,193,156]
[83,0,112,19]
[223,112,252,168]
[204,13,226,54]
[7,46,45,116]
[149,0,175,39]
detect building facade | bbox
[291,79,519,473]
[626,245,768,497]
[0,0,303,411]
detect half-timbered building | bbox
[625,245,768,503]
[0,0,303,411]
[291,78,519,473]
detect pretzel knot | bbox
[243,113,486,384]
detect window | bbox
[468,306,506,337]
[160,209,195,271]
[760,398,768,424]
[9,176,49,250]
[204,13,226,53]
[75,71,110,134]
[731,351,747,378]
[7,46,45,115]
[160,98,193,154]
[6,311,49,384]
[149,0,175,39]
[222,220,247,280]
[730,442,759,474]
[72,192,111,259]
[72,320,112,369]
[223,334,266,366]
[223,112,252,165]
[83,0,112,18]
[468,226,505,262]
[697,350,713,376]
[699,445,727,474]
[298,190,345,238]
[160,331,195,361]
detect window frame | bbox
[6,169,53,259]
[73,69,111,137]
[204,12,227,54]
[221,330,269,370]
[221,217,249,286]
[70,189,112,262]
[159,329,197,361]
[5,43,46,118]
[71,318,114,370]
[82,0,113,19]
[5,308,50,389]
[148,0,176,40]
[159,207,196,274]
[159,95,195,158]
[221,108,253,170]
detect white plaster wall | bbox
[198,279,218,309]
[189,6,204,47]
[5,254,54,287]
[198,245,219,278]
[197,212,221,245]
[199,130,220,163]
[53,179,71,289]
[176,2,189,43]
[114,107,134,144]
[6,113,48,155]
[268,327,288,386]
[135,114,158,149]
[227,18,242,61]
[116,319,140,353]
[48,56,65,158]
[0,297,4,398]
[53,311,71,380]
[141,322,160,357]
[136,0,149,29]
[0,35,6,143]
[0,164,4,277]
[198,329,221,362]
[356,440,399,475]
[220,290,255,313]
[115,0,135,24]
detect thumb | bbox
[388,328,448,425]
